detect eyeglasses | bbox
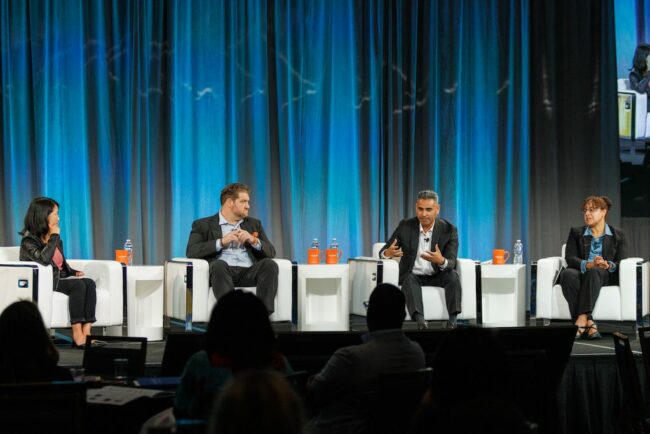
[582,208,602,214]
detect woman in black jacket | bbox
[19,197,96,348]
[629,43,650,110]
[559,196,627,340]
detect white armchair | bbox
[532,245,649,326]
[0,246,124,329]
[349,243,479,322]
[618,78,650,140]
[164,258,294,330]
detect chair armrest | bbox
[619,257,645,320]
[167,258,210,323]
[0,261,54,326]
[535,256,562,319]
[456,258,477,319]
[271,258,293,322]
[67,260,125,325]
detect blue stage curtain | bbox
[1,0,529,264]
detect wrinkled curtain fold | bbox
[1,0,528,264]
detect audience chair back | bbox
[0,381,87,434]
[637,327,650,392]
[160,332,205,377]
[368,368,432,434]
[613,332,648,434]
[83,335,147,378]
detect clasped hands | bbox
[587,256,610,270]
[384,239,446,265]
[222,229,258,248]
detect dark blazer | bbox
[564,225,627,277]
[186,214,276,264]
[379,217,459,283]
[20,233,78,289]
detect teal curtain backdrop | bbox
[0,0,529,265]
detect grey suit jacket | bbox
[185,214,276,264]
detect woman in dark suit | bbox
[560,196,627,340]
[19,197,97,348]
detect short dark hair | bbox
[205,290,275,372]
[633,44,650,73]
[417,190,439,203]
[20,197,59,238]
[220,183,251,205]
[582,195,613,212]
[367,283,406,331]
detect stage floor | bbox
[56,317,642,368]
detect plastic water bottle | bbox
[513,239,523,264]
[124,238,133,266]
[310,238,319,250]
[329,238,339,250]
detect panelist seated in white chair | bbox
[379,190,461,330]
[629,43,650,110]
[19,197,97,348]
[186,183,279,314]
[559,195,627,340]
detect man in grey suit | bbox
[308,283,425,433]
[379,190,462,330]
[186,183,278,313]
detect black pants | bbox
[400,270,462,319]
[209,258,279,313]
[56,277,97,324]
[560,268,610,320]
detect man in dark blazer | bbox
[560,195,627,340]
[186,183,278,313]
[379,190,461,329]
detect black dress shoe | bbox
[413,314,428,330]
[71,341,85,349]
[445,315,458,329]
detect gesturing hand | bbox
[421,243,445,265]
[383,239,403,258]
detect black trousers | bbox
[209,258,279,313]
[560,268,610,320]
[400,270,462,319]
[56,277,97,324]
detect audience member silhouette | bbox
[174,290,290,419]
[308,283,425,434]
[0,300,72,383]
[209,370,307,434]
[411,328,531,434]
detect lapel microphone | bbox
[424,237,430,243]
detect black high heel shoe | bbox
[71,341,86,349]
[575,325,587,340]
[585,324,602,340]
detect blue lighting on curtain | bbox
[1,0,529,264]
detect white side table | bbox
[298,264,349,331]
[480,264,526,326]
[127,266,164,340]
